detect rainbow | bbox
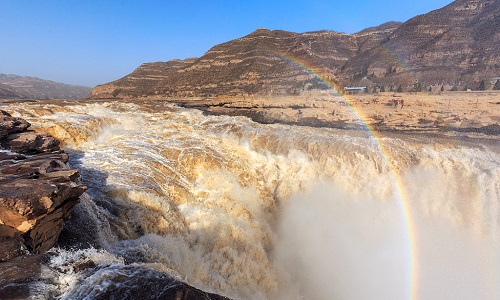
[266,49,420,300]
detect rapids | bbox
[4,100,500,299]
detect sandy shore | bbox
[177,91,500,135]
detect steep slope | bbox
[343,0,500,84]
[90,0,499,99]
[90,23,401,99]
[0,74,91,100]
[354,21,403,53]
[0,83,25,99]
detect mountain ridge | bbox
[90,0,499,99]
[0,74,91,100]
[343,0,500,84]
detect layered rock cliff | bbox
[0,110,87,261]
[343,0,500,84]
[90,23,400,99]
[90,0,499,99]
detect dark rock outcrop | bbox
[0,254,48,299]
[0,110,87,261]
[90,0,499,99]
[0,257,231,300]
[0,110,30,139]
[60,265,231,300]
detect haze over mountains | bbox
[0,74,91,100]
[90,0,499,99]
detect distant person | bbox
[297,109,303,121]
[400,99,404,109]
[393,99,398,107]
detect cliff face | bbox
[344,0,500,83]
[0,74,91,100]
[90,0,499,99]
[90,23,400,99]
[0,110,87,261]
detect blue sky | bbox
[0,0,453,87]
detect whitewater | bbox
[6,100,500,299]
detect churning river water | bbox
[5,100,500,299]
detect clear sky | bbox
[0,0,453,87]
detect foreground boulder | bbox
[0,257,231,300]
[0,110,30,139]
[0,110,86,261]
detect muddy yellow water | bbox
[4,100,499,299]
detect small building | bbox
[491,77,500,84]
[343,86,367,94]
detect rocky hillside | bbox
[0,74,91,100]
[343,0,500,85]
[90,23,400,99]
[0,83,21,99]
[90,0,499,99]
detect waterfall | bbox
[7,100,499,299]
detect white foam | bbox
[5,101,499,299]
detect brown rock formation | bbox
[343,0,500,84]
[0,110,86,261]
[89,0,499,99]
[90,23,400,99]
[0,110,30,139]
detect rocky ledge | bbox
[176,91,500,136]
[0,110,87,261]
